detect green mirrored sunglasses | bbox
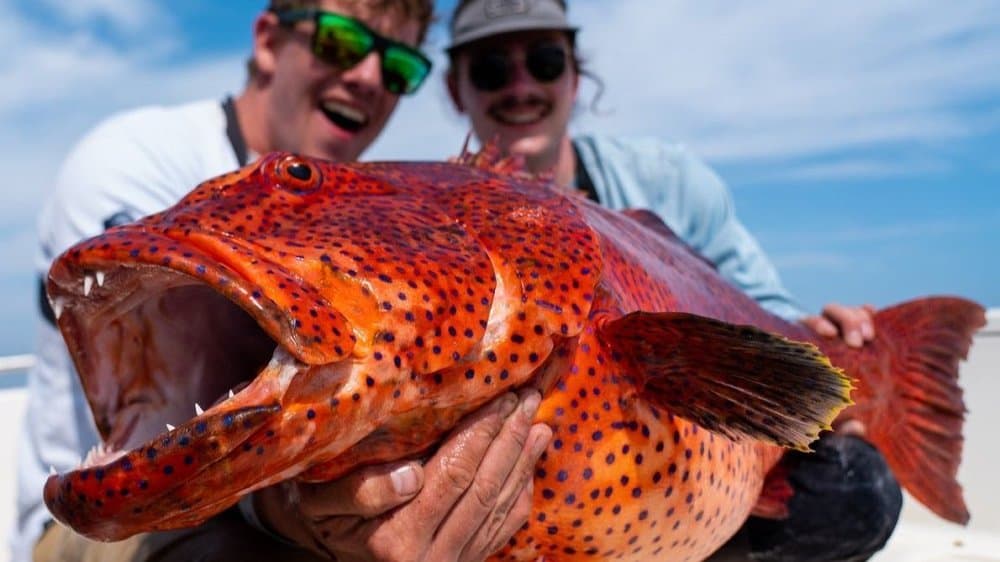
[274,8,432,95]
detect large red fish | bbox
[44,151,983,561]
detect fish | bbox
[43,150,984,561]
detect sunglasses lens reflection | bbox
[312,12,431,94]
[315,16,372,68]
[384,45,431,94]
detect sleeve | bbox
[669,148,807,321]
[12,110,188,559]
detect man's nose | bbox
[342,51,384,94]
[507,58,531,85]
[504,50,537,89]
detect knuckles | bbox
[440,454,481,496]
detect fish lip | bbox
[43,403,281,541]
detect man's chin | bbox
[308,137,365,163]
[505,134,553,163]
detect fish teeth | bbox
[49,465,57,476]
[83,275,93,297]
[82,445,100,465]
[95,271,105,287]
[195,403,204,416]
[166,423,176,431]
[51,298,65,320]
[228,389,235,399]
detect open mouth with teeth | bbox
[40,224,369,541]
[321,100,368,133]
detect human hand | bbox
[800,303,876,348]
[254,389,552,561]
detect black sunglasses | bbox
[467,44,568,92]
[273,8,432,95]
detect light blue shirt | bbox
[573,134,805,321]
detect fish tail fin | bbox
[827,296,984,525]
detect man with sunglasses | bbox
[17,2,549,561]
[445,0,879,344]
[444,0,901,561]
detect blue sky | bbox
[0,0,997,357]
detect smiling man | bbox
[239,1,432,162]
[16,2,551,561]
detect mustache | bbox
[488,94,551,113]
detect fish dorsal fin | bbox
[600,311,853,451]
[455,137,526,175]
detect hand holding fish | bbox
[254,391,552,561]
[800,303,877,348]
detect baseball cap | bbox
[447,0,578,52]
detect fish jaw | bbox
[40,341,399,541]
[43,402,280,540]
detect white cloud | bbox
[0,48,245,243]
[36,0,167,34]
[821,219,982,244]
[739,158,949,183]
[376,1,1000,174]
[760,217,989,251]
[569,0,1000,163]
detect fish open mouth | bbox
[71,276,277,467]
[42,227,353,539]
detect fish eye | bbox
[287,162,312,181]
[273,155,322,194]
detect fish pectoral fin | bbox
[599,311,853,451]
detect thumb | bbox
[297,462,424,520]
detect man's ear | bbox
[446,69,464,113]
[251,11,283,79]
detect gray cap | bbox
[447,0,577,52]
